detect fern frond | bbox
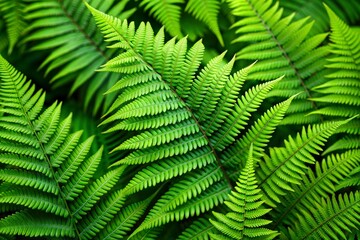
[279,0,360,34]
[140,0,184,38]
[309,5,360,148]
[178,217,216,240]
[324,136,360,155]
[185,0,223,45]
[288,192,360,239]
[23,0,135,113]
[258,120,347,206]
[132,181,229,237]
[0,210,74,237]
[211,77,282,151]
[0,55,124,238]
[85,3,287,237]
[0,188,69,217]
[271,150,360,228]
[210,145,278,240]
[224,94,296,181]
[336,166,360,191]
[98,196,153,239]
[227,0,330,124]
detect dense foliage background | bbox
[0,0,359,239]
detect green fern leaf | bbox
[227,0,330,124]
[223,94,296,181]
[85,3,287,237]
[0,188,69,217]
[309,5,360,149]
[0,55,124,239]
[140,0,184,38]
[324,136,360,155]
[209,145,278,239]
[98,196,153,240]
[258,120,347,205]
[271,150,360,228]
[178,217,216,240]
[77,189,127,239]
[336,166,360,191]
[0,210,74,237]
[288,191,360,239]
[132,181,230,237]
[185,0,223,45]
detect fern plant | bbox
[0,55,129,238]
[85,3,289,238]
[227,0,332,125]
[84,4,358,239]
[138,0,224,45]
[0,0,360,239]
[279,0,360,34]
[22,0,135,114]
[310,5,360,154]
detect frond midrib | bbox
[104,20,233,189]
[4,66,82,238]
[272,152,355,228]
[58,0,108,60]
[258,125,329,187]
[245,0,318,110]
[227,99,288,176]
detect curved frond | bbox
[258,120,347,205]
[271,150,360,228]
[0,210,74,238]
[98,196,153,240]
[336,166,360,191]
[185,0,223,45]
[85,4,284,237]
[140,0,184,38]
[288,192,360,240]
[224,94,296,181]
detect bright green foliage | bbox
[279,0,360,34]
[272,150,360,228]
[178,217,216,239]
[140,0,184,38]
[0,0,360,239]
[139,0,224,44]
[310,5,360,152]
[23,0,135,113]
[224,95,296,181]
[210,145,278,240]
[287,192,360,239]
[258,120,347,205]
[185,0,223,45]
[0,55,126,239]
[227,0,330,125]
